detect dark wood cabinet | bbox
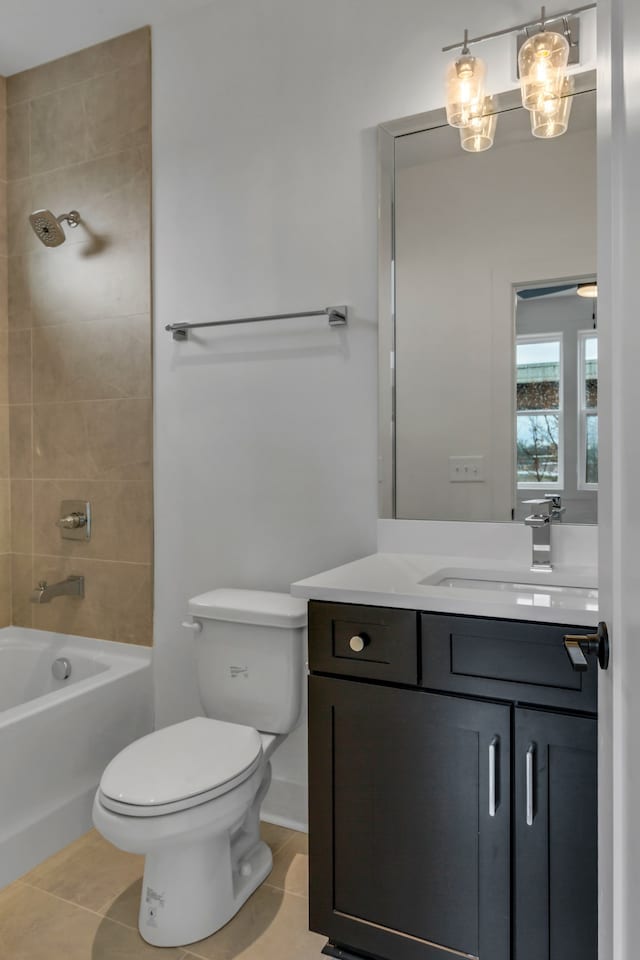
[514,708,597,960]
[309,676,511,960]
[307,601,598,960]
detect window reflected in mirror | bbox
[513,282,597,523]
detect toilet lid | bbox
[99,717,263,814]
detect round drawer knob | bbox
[349,634,368,653]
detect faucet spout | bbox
[522,495,565,572]
[30,575,85,604]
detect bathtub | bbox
[0,627,153,888]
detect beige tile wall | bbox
[6,29,153,644]
[0,77,10,627]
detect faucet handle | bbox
[522,497,553,514]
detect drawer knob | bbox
[349,634,368,653]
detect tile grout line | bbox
[7,56,149,110]
[6,133,151,183]
[17,878,145,934]
[262,880,309,900]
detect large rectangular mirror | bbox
[378,74,597,524]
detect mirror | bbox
[378,76,597,524]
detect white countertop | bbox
[291,552,599,626]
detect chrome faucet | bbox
[523,495,565,572]
[30,575,85,604]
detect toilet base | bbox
[139,834,272,947]
[135,761,274,947]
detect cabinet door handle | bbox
[526,743,536,826]
[489,736,499,817]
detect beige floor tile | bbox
[22,828,144,912]
[185,885,324,960]
[99,876,143,928]
[0,881,183,959]
[265,831,309,898]
[260,821,297,855]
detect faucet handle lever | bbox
[522,497,553,515]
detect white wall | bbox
[152,0,596,824]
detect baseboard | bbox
[261,776,308,832]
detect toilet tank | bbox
[188,589,307,734]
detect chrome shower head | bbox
[29,209,81,247]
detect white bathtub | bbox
[0,627,153,888]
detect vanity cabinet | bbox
[307,601,597,960]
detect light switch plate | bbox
[449,456,485,483]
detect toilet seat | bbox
[98,717,263,818]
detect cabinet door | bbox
[515,708,597,960]
[309,676,511,960]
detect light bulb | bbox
[518,30,569,111]
[577,282,598,298]
[459,97,497,152]
[530,75,574,138]
[446,52,486,128]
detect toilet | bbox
[92,589,307,948]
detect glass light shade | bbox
[459,97,497,152]
[577,282,598,298]
[446,53,486,128]
[530,76,574,138]
[518,30,569,111]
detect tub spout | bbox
[30,576,85,604]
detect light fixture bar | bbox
[441,3,596,53]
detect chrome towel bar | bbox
[166,305,348,341]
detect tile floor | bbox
[0,823,324,960]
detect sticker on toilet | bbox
[229,665,249,678]
[145,886,165,927]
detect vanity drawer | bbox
[420,614,597,713]
[308,601,418,684]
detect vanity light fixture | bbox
[530,74,575,137]
[518,8,570,111]
[459,97,497,152]
[577,281,598,298]
[445,30,486,128]
[442,3,594,151]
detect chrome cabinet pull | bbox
[526,744,536,826]
[489,736,499,817]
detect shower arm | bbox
[57,211,81,228]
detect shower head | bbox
[29,209,81,247]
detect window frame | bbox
[516,331,564,491]
[578,329,599,491]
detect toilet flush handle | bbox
[182,619,202,633]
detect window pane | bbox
[517,340,560,411]
[517,414,560,484]
[586,414,598,484]
[584,335,598,408]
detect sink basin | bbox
[420,567,598,610]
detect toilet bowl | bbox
[92,589,307,948]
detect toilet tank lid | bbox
[188,589,307,628]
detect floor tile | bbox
[98,876,142,928]
[260,821,297,855]
[22,828,144,912]
[265,831,309,898]
[185,885,324,960]
[0,882,182,959]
